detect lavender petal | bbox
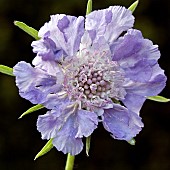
[103,104,144,141]
[85,6,134,44]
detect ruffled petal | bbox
[32,14,85,62]
[37,107,84,155]
[85,6,134,44]
[52,109,98,155]
[110,29,166,98]
[37,103,74,140]
[42,93,70,110]
[124,64,166,97]
[37,103,98,155]
[111,29,160,74]
[123,59,152,83]
[75,109,98,138]
[32,36,60,61]
[32,56,64,77]
[37,110,63,139]
[13,61,62,104]
[53,124,83,155]
[122,93,146,113]
[103,104,144,141]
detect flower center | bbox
[74,64,111,100]
[63,49,126,109]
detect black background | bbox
[0,0,170,169]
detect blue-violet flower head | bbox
[13,6,166,155]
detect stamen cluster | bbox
[75,64,111,99]
[63,50,126,109]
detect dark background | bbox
[0,0,170,169]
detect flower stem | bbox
[65,153,75,170]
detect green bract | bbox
[19,104,44,119]
[34,138,53,160]
[0,65,14,76]
[148,96,170,102]
[128,138,136,145]
[14,21,40,40]
[128,0,139,13]
[86,0,92,15]
[86,136,91,156]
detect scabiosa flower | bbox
[13,6,166,155]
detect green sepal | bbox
[14,21,40,40]
[128,0,139,13]
[18,104,44,119]
[127,138,136,145]
[0,65,14,76]
[34,138,54,160]
[86,136,91,156]
[86,0,92,15]
[147,96,170,103]
[112,98,120,104]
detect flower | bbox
[13,6,166,155]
